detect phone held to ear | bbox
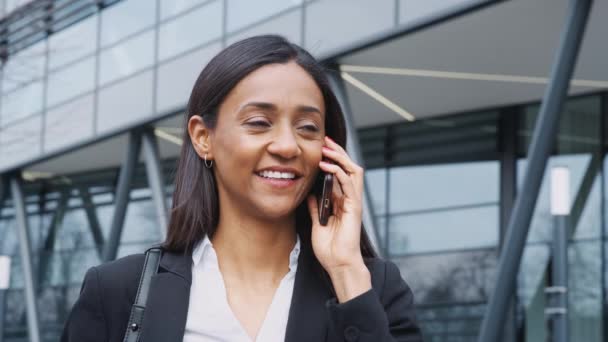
[318,167,334,226]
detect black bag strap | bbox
[122,247,162,342]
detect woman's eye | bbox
[246,120,271,128]
[299,124,320,132]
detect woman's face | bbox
[192,61,326,221]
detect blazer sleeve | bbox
[60,266,108,342]
[326,260,423,341]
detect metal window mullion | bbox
[9,175,41,342]
[478,0,594,340]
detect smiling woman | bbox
[61,35,422,342]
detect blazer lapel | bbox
[139,250,193,342]
[285,243,335,342]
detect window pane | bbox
[389,161,499,213]
[227,0,301,33]
[0,115,41,168]
[156,42,221,113]
[226,8,302,46]
[365,168,386,215]
[1,41,46,94]
[388,205,498,255]
[47,57,95,107]
[99,30,154,86]
[1,81,43,125]
[97,71,154,134]
[158,2,222,62]
[160,0,210,20]
[44,94,94,152]
[394,249,496,303]
[305,0,394,57]
[48,14,98,70]
[100,0,156,47]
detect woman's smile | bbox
[255,166,304,189]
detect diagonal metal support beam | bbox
[102,131,142,262]
[142,128,169,241]
[326,69,383,257]
[9,175,41,342]
[36,191,69,291]
[478,0,593,340]
[78,186,105,258]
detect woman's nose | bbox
[267,127,302,159]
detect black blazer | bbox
[61,242,422,342]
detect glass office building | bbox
[0,0,606,341]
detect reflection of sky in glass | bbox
[376,161,499,255]
[389,161,499,213]
[100,0,155,47]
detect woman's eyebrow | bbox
[238,101,322,116]
[297,105,323,116]
[239,101,276,113]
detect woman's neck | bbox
[211,211,298,285]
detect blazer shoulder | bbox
[93,253,147,298]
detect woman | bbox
[61,35,422,342]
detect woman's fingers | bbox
[319,160,358,201]
[322,137,364,196]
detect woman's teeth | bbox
[258,170,296,179]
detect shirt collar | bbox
[192,234,301,272]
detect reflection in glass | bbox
[365,168,386,214]
[160,0,210,20]
[0,115,41,168]
[48,14,98,71]
[1,40,46,94]
[100,0,156,47]
[158,1,222,62]
[518,96,601,242]
[305,0,394,57]
[392,249,496,337]
[1,81,43,124]
[227,0,301,33]
[226,9,302,46]
[47,57,95,108]
[156,42,222,113]
[97,71,154,134]
[568,242,602,341]
[99,30,155,86]
[44,95,94,152]
[389,205,498,255]
[389,161,499,213]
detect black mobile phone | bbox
[317,171,334,226]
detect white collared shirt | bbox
[183,235,301,342]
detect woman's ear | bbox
[188,116,213,160]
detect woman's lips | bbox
[255,174,300,189]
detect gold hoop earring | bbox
[204,154,213,169]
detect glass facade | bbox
[0,1,606,341]
[358,93,606,340]
[0,0,481,172]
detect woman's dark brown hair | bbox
[163,35,376,259]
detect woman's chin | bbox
[253,201,300,221]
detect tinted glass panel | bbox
[158,1,222,62]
